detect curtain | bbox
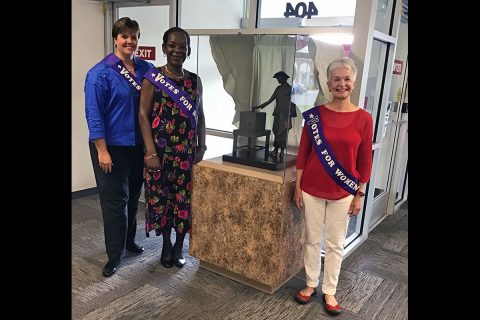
[251,35,296,132]
[209,35,255,126]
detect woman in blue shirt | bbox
[84,17,153,277]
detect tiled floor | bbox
[72,194,407,319]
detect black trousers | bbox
[89,142,144,265]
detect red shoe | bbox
[322,294,342,316]
[294,287,317,304]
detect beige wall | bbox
[389,21,408,104]
[72,0,104,192]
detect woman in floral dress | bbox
[139,27,206,268]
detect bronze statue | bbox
[253,71,297,159]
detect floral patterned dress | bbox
[144,69,198,237]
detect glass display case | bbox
[183,33,347,176]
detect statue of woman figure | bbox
[253,71,297,159]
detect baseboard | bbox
[71,187,98,199]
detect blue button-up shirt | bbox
[85,54,154,146]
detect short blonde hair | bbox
[327,57,357,81]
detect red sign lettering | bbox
[136,46,156,61]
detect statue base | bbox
[222,149,297,171]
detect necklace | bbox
[164,65,184,80]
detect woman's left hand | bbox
[348,195,362,216]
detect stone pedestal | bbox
[190,157,305,294]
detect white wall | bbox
[179,0,244,29]
[72,0,105,192]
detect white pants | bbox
[302,191,353,295]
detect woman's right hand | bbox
[98,150,113,173]
[145,153,161,171]
[294,185,303,209]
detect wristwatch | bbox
[356,191,365,197]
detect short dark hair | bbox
[162,27,191,56]
[112,17,140,39]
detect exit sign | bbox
[136,46,156,61]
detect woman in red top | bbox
[293,57,373,316]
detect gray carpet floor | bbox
[72,194,407,319]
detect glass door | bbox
[369,59,406,228]
[114,1,171,67]
[369,11,408,229]
[374,61,407,221]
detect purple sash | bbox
[144,67,197,129]
[102,53,142,91]
[302,106,359,195]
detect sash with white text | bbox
[302,107,359,195]
[144,67,197,129]
[102,53,142,91]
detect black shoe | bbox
[126,243,144,254]
[174,257,186,268]
[102,262,118,277]
[161,242,174,268]
[160,258,174,268]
